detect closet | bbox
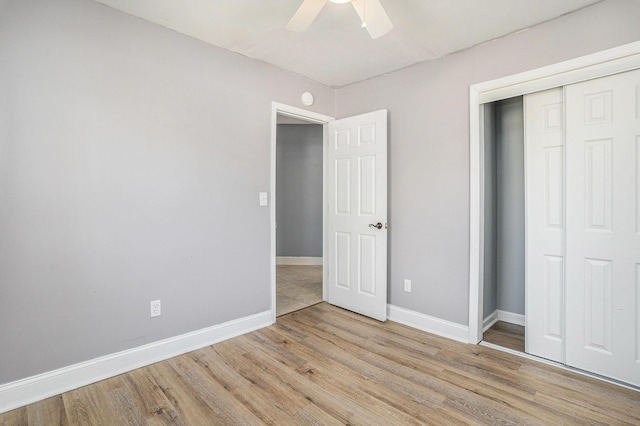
[483,97,526,351]
[525,68,640,387]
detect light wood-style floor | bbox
[483,321,525,353]
[276,265,322,317]
[2,303,639,425]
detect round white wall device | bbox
[301,92,314,106]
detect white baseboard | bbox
[483,309,499,332]
[483,309,525,331]
[387,305,469,343]
[276,256,323,266]
[498,310,525,326]
[0,310,273,414]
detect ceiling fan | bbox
[286,0,393,39]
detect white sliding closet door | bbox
[524,88,565,363]
[565,68,640,387]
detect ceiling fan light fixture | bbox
[287,0,393,39]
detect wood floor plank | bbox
[60,390,97,425]
[287,309,556,425]
[314,323,449,379]
[432,348,537,398]
[283,312,459,393]
[254,328,446,425]
[291,403,345,426]
[434,369,582,425]
[305,303,460,354]
[99,379,147,426]
[439,343,640,424]
[26,395,68,425]
[2,302,639,425]
[431,404,487,426]
[213,336,361,424]
[0,406,28,425]
[62,375,146,426]
[121,367,186,425]
[212,337,314,417]
[144,361,226,425]
[532,391,638,426]
[518,363,640,424]
[282,315,506,426]
[266,318,447,409]
[186,347,301,425]
[167,354,262,425]
[483,321,525,352]
[244,330,431,425]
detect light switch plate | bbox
[259,192,268,206]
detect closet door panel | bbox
[524,88,565,363]
[565,68,640,387]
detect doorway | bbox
[270,104,389,323]
[481,96,526,353]
[269,103,333,323]
[275,115,324,316]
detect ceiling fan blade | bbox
[286,0,329,32]
[351,0,393,39]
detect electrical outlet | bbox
[403,279,412,293]
[150,300,161,317]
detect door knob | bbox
[369,222,383,229]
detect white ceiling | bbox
[93,0,601,88]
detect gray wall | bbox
[276,124,323,257]
[0,0,333,385]
[335,0,640,325]
[495,97,525,316]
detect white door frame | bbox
[270,102,334,323]
[468,41,640,344]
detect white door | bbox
[327,110,388,321]
[565,68,640,387]
[524,88,565,363]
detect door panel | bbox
[328,110,387,321]
[358,234,376,295]
[584,139,612,231]
[525,88,565,362]
[543,255,563,340]
[358,156,376,216]
[565,68,640,387]
[336,159,351,214]
[583,258,613,353]
[336,232,351,289]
